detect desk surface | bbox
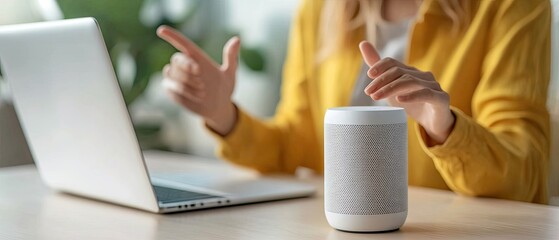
[1,152,559,240]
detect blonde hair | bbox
[318,0,470,61]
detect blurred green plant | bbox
[55,0,266,150]
[56,0,266,106]
[56,0,183,105]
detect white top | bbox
[351,18,413,106]
[325,106,406,125]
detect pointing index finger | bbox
[157,25,205,59]
[359,41,381,67]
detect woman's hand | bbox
[157,26,240,136]
[359,41,455,146]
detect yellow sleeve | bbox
[207,0,322,173]
[418,0,551,202]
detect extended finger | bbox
[371,74,440,100]
[364,66,407,95]
[359,41,381,67]
[221,36,241,74]
[396,88,449,104]
[157,26,215,67]
[368,57,416,78]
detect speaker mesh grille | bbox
[325,123,407,215]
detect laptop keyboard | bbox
[153,186,219,204]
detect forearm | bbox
[418,107,549,203]
[207,107,318,174]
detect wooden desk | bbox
[1,153,559,240]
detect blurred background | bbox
[0,0,299,165]
[0,0,558,204]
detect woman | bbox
[157,0,552,203]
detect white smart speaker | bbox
[324,106,408,232]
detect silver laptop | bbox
[0,18,315,213]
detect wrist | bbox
[205,102,238,136]
[424,110,455,147]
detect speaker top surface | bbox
[325,106,406,125]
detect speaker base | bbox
[325,211,407,232]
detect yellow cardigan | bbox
[210,0,551,203]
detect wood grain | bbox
[1,152,558,240]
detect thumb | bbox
[359,41,380,67]
[221,36,241,74]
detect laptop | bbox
[0,18,315,213]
